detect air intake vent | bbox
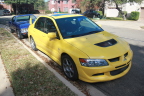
[109,57,119,62]
[95,39,117,47]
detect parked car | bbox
[3,9,11,15]
[9,14,36,39]
[0,9,10,15]
[83,10,100,18]
[71,9,81,14]
[28,14,133,83]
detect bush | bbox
[128,11,140,20]
[45,10,52,14]
[97,11,103,16]
[60,12,68,13]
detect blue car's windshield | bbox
[16,15,36,22]
[56,16,103,39]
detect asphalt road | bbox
[92,25,144,96]
[0,16,144,96]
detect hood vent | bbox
[95,39,117,47]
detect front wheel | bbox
[17,30,24,39]
[30,37,38,51]
[62,55,78,81]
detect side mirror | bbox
[29,18,32,25]
[47,32,56,40]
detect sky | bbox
[44,0,49,2]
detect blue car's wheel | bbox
[17,30,24,39]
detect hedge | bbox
[128,11,140,20]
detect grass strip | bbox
[0,28,76,96]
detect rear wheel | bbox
[30,37,38,51]
[62,55,78,80]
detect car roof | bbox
[49,13,83,19]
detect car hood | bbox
[64,31,130,59]
[16,21,30,28]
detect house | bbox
[0,0,12,12]
[48,0,77,13]
[105,0,144,20]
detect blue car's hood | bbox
[16,21,30,28]
[16,21,29,25]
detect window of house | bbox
[64,7,68,12]
[63,0,68,4]
[51,0,55,4]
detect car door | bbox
[33,17,49,52]
[44,18,62,62]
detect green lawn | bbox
[0,28,76,96]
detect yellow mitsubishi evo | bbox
[28,14,133,83]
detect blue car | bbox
[9,14,36,39]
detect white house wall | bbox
[106,9,119,17]
[124,3,141,14]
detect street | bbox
[0,15,144,96]
[92,24,144,96]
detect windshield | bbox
[16,15,36,22]
[56,16,103,39]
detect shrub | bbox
[128,11,140,20]
[45,10,52,14]
[97,11,103,16]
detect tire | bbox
[10,28,14,33]
[17,30,24,39]
[30,37,38,51]
[61,55,78,81]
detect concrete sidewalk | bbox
[0,55,15,96]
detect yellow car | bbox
[28,14,133,83]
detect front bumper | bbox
[78,50,133,83]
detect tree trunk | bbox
[114,0,126,20]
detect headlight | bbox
[79,58,109,67]
[21,28,28,33]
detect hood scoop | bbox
[95,39,117,47]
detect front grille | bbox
[110,65,129,76]
[108,57,119,62]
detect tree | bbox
[110,0,143,20]
[5,0,45,14]
[79,0,143,20]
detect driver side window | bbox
[45,18,57,33]
[35,17,46,32]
